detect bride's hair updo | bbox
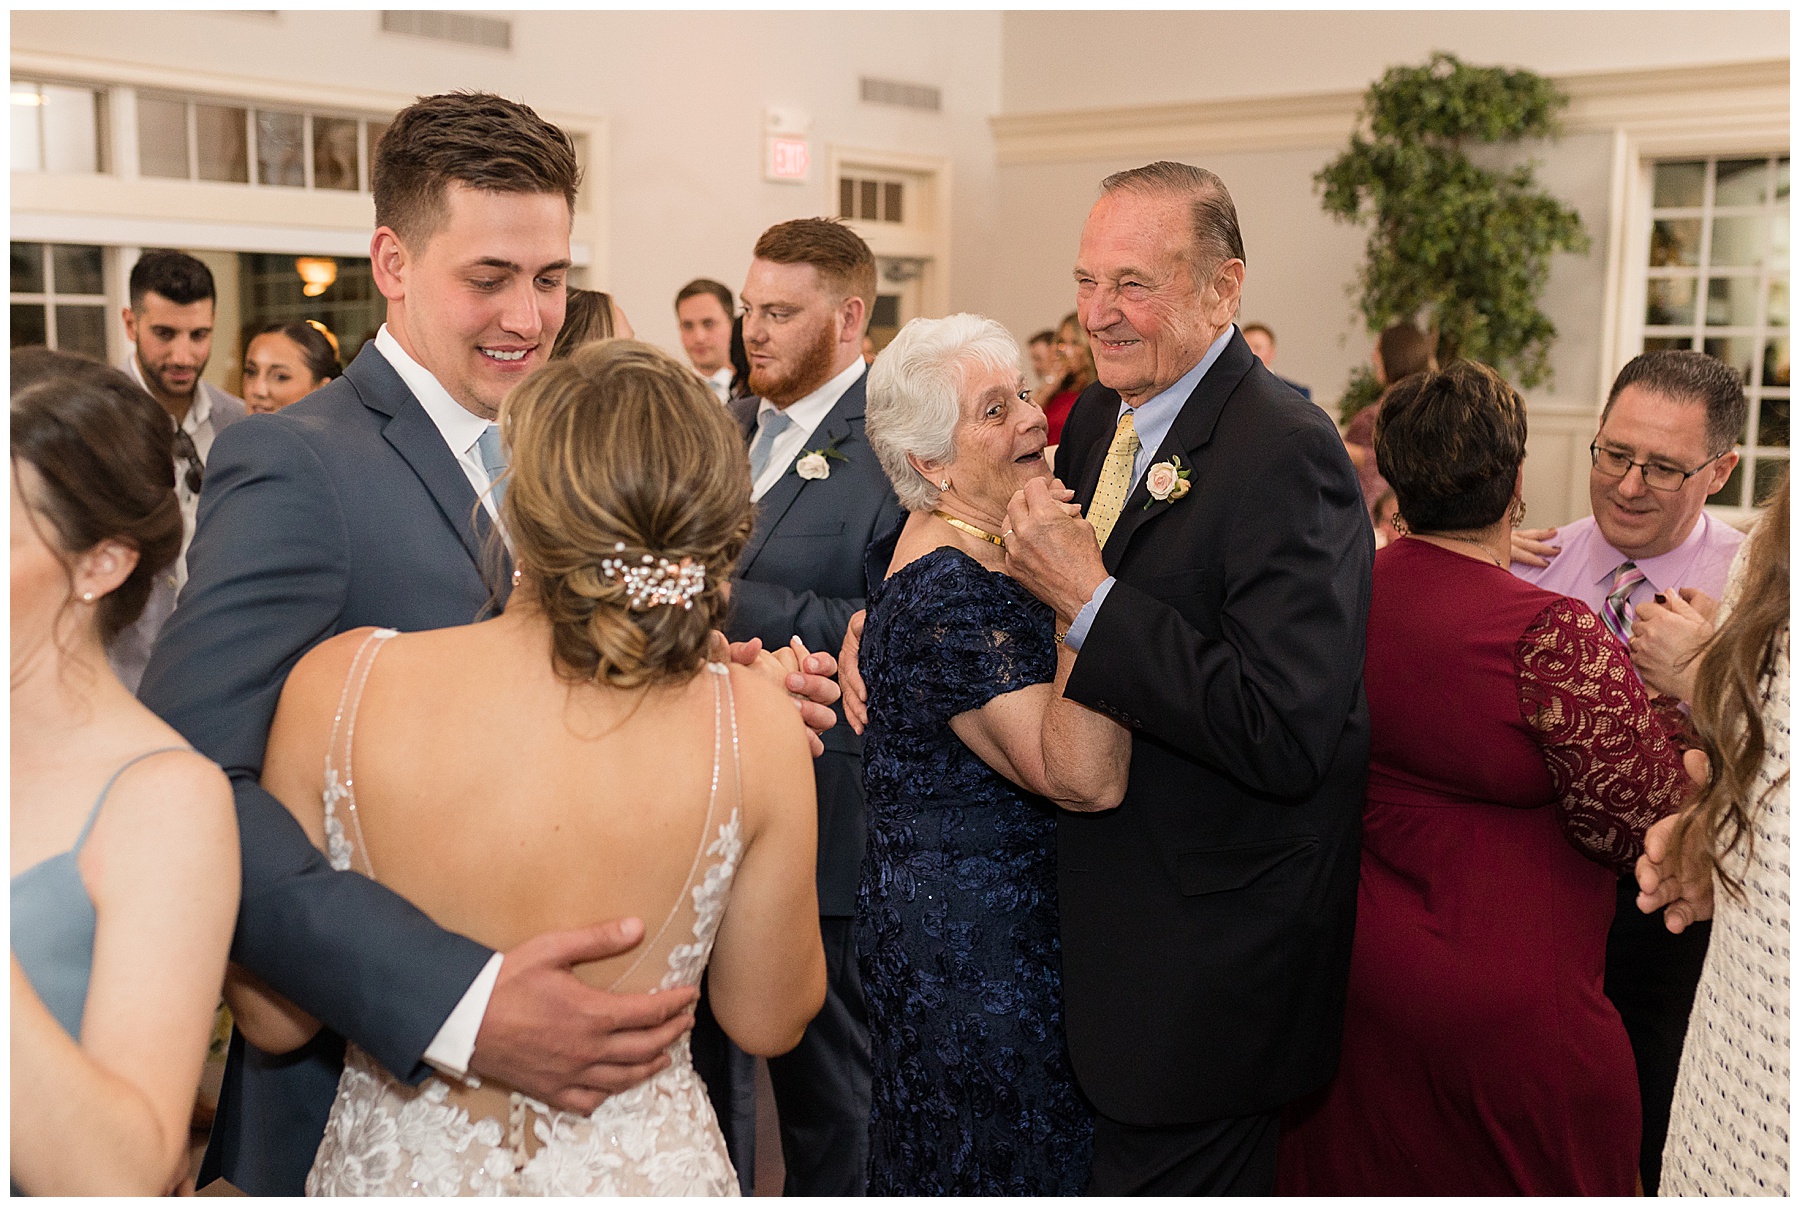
[500,339,753,689]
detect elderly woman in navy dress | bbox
[851,314,1129,1194]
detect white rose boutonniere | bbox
[1142,455,1192,508]
[792,439,848,481]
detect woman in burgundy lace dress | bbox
[1277,362,1689,1196]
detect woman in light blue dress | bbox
[11,350,238,1194]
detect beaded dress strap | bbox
[322,628,399,878]
[605,661,731,992]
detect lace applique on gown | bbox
[306,629,745,1196]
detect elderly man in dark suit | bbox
[1002,162,1373,1195]
[138,94,840,1195]
[691,218,903,1195]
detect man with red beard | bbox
[697,218,903,1194]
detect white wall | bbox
[1001,11,1789,113]
[10,9,1004,356]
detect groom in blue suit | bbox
[139,94,839,1195]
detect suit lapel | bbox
[346,345,502,578]
[1099,332,1255,573]
[740,375,864,573]
[1065,382,1120,508]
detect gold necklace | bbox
[932,510,1005,547]
[1415,532,1505,569]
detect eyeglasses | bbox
[172,426,204,495]
[1589,441,1724,492]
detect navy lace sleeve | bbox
[873,548,1058,729]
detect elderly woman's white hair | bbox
[865,314,1023,513]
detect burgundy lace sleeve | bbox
[1516,598,1689,875]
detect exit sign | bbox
[765,136,810,183]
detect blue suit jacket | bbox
[727,372,905,915]
[138,344,502,1194]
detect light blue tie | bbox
[749,409,795,482]
[476,423,508,510]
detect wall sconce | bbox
[295,257,338,298]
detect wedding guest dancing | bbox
[1276,361,1690,1195]
[1638,470,1788,1196]
[227,340,827,1194]
[999,162,1372,1195]
[1510,348,1747,1193]
[11,351,237,1194]
[853,314,1130,1193]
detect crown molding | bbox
[991,59,1789,166]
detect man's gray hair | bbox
[1101,161,1246,273]
[866,314,1022,513]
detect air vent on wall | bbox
[380,10,512,51]
[860,77,941,113]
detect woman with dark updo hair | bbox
[241,320,339,414]
[226,339,826,1195]
[1278,360,1691,1195]
[11,349,239,1194]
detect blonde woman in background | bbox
[1040,310,1096,449]
[1636,470,1789,1196]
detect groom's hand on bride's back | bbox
[470,916,699,1112]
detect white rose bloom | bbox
[795,452,831,480]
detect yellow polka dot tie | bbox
[1087,411,1140,550]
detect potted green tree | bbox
[1319,52,1591,423]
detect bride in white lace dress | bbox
[224,341,826,1195]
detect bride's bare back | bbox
[259,610,823,1057]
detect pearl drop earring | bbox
[81,591,95,602]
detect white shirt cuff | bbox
[422,952,504,1085]
[1061,577,1116,653]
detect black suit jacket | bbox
[139,344,504,1193]
[1054,330,1372,1126]
[727,371,905,915]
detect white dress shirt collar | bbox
[374,325,502,520]
[704,365,734,403]
[750,358,867,500]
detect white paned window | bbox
[135,89,389,193]
[10,79,107,174]
[1642,155,1790,507]
[838,174,906,225]
[11,242,110,361]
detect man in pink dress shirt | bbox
[1509,348,1747,1195]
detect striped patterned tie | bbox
[1601,561,1647,645]
[1086,411,1141,550]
